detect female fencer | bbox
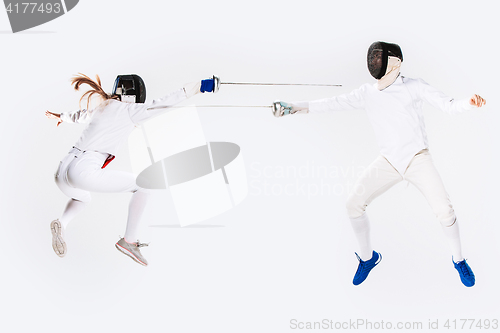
[46,73,217,266]
[273,41,486,287]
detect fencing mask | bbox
[367,41,403,80]
[112,74,146,103]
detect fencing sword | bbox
[148,101,294,117]
[212,75,341,92]
[147,75,342,114]
[147,104,273,111]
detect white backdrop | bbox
[1,1,498,332]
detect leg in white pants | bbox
[345,149,463,261]
[346,155,403,260]
[55,150,149,242]
[404,150,463,261]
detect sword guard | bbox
[212,75,221,93]
[273,100,293,117]
[273,100,281,117]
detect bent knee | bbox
[73,196,91,204]
[346,194,366,219]
[133,187,151,195]
[437,208,456,227]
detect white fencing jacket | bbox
[309,76,476,174]
[60,88,187,157]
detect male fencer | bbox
[274,41,486,286]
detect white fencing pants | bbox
[54,148,149,242]
[345,149,463,261]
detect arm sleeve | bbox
[128,88,188,125]
[291,101,310,113]
[417,78,476,116]
[59,109,92,124]
[308,85,366,114]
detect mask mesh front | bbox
[367,44,385,79]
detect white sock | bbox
[59,199,87,229]
[124,189,150,242]
[441,219,464,262]
[350,213,373,261]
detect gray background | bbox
[1,0,498,332]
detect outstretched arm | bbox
[273,85,367,117]
[308,86,367,114]
[51,108,92,124]
[128,77,217,125]
[418,79,486,115]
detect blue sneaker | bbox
[453,258,475,287]
[353,251,382,285]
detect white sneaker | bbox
[50,219,66,258]
[115,238,149,266]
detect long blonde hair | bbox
[71,73,120,109]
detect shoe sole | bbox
[115,243,147,266]
[50,220,66,258]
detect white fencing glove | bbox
[273,100,309,117]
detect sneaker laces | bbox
[118,236,149,248]
[355,253,367,274]
[135,240,149,248]
[355,263,365,275]
[458,260,471,277]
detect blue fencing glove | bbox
[200,79,215,93]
